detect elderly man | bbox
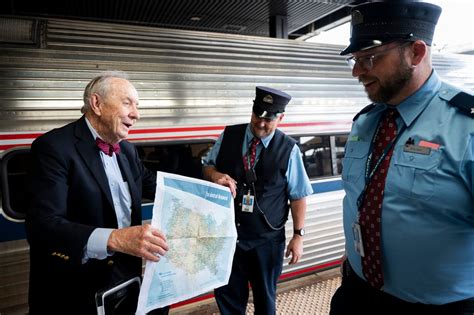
[203,86,313,314]
[26,71,169,314]
[330,2,474,315]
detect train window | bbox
[0,149,32,220]
[136,141,214,180]
[295,135,348,180]
[190,135,347,181]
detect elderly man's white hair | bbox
[81,70,130,114]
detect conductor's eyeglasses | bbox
[346,42,412,70]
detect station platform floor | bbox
[170,268,342,315]
[2,269,341,315]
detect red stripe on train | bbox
[131,134,220,142]
[279,259,342,281]
[0,133,43,140]
[0,144,30,151]
[128,122,338,135]
[0,121,349,151]
[129,126,225,134]
[0,134,221,151]
[0,121,344,141]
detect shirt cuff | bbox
[84,228,114,262]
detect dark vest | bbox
[216,124,296,250]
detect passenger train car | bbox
[0,16,472,312]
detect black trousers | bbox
[214,239,285,315]
[330,261,474,315]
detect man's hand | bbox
[107,224,169,262]
[204,167,238,198]
[285,235,303,265]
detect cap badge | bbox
[263,94,273,104]
[352,10,363,26]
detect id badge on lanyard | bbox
[242,191,254,213]
[352,217,365,257]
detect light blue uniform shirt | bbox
[343,71,474,304]
[203,124,313,200]
[83,118,133,262]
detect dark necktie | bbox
[96,137,121,157]
[243,137,261,171]
[360,109,398,289]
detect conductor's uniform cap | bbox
[340,1,442,55]
[252,86,291,120]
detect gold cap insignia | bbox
[263,94,273,104]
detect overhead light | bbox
[223,24,247,32]
[190,16,202,21]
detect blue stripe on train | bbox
[311,179,342,194]
[0,179,342,242]
[0,216,26,242]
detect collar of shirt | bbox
[85,116,103,144]
[374,70,442,128]
[244,124,274,150]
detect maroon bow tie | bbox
[95,138,121,156]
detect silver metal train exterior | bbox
[0,16,472,312]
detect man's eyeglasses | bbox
[345,42,412,70]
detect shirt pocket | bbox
[342,141,370,185]
[385,147,442,200]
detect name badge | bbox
[352,222,365,257]
[403,144,431,155]
[242,194,254,213]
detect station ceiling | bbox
[2,0,363,39]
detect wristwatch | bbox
[294,228,305,236]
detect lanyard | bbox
[356,113,405,210]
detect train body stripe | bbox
[0,121,351,152]
[0,216,26,242]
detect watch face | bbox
[295,228,305,236]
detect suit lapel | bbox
[74,117,115,209]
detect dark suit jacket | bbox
[26,116,156,314]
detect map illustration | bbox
[137,172,237,314]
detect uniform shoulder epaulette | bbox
[353,104,376,121]
[448,91,474,117]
